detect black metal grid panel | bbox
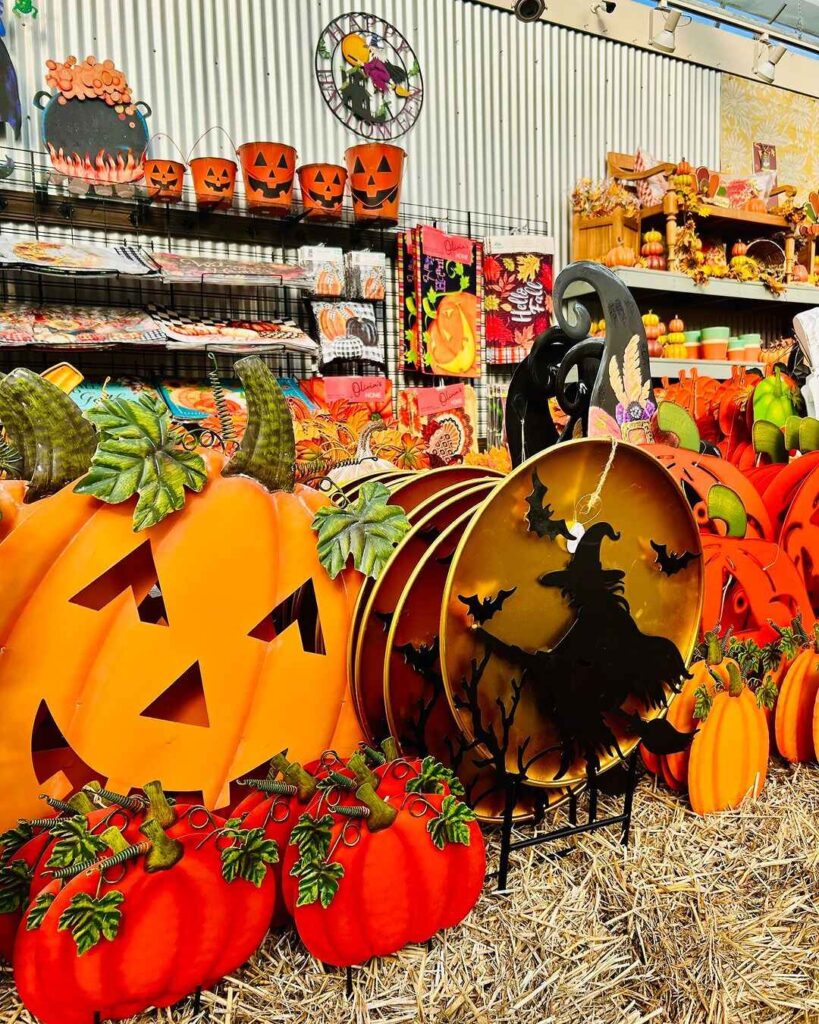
[0,148,549,440]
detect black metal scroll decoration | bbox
[505,327,603,467]
[553,261,657,445]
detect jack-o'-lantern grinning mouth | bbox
[305,187,341,209]
[247,175,291,199]
[351,184,399,209]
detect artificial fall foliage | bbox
[312,480,412,580]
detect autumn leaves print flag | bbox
[483,235,554,365]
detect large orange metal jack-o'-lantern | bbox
[298,163,346,220]
[238,141,297,214]
[144,159,185,202]
[345,143,406,225]
[0,359,363,831]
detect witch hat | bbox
[538,521,624,598]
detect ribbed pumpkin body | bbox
[0,830,52,961]
[293,796,485,967]
[663,658,733,788]
[775,647,819,762]
[688,688,769,815]
[14,831,275,1024]
[0,451,362,831]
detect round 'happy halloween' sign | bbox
[314,12,423,140]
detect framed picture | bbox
[753,142,777,173]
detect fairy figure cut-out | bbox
[467,518,692,780]
[607,336,656,445]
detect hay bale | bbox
[3,762,818,1023]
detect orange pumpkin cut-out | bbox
[345,142,406,224]
[189,156,237,208]
[144,159,185,202]
[298,163,346,220]
[0,358,363,831]
[238,141,297,214]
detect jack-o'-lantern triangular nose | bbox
[141,662,210,728]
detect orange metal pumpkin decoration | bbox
[298,163,346,220]
[0,358,363,831]
[781,462,819,615]
[189,156,237,208]
[238,141,297,214]
[345,143,406,225]
[144,158,185,203]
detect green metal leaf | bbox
[25,891,55,930]
[220,827,279,888]
[0,821,33,865]
[296,859,344,908]
[58,891,124,956]
[405,756,465,797]
[74,392,207,531]
[46,817,107,869]
[426,795,476,850]
[312,481,411,581]
[756,675,779,711]
[0,860,32,913]
[288,813,333,875]
[693,685,714,720]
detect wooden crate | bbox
[571,207,640,263]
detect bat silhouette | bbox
[525,469,572,541]
[395,636,440,677]
[458,587,517,624]
[650,540,699,577]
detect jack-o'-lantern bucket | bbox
[238,141,297,214]
[188,126,237,209]
[144,159,185,202]
[143,133,186,203]
[297,163,346,220]
[345,143,406,225]
[189,156,236,209]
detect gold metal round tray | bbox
[440,439,703,788]
[352,481,498,740]
[384,509,578,823]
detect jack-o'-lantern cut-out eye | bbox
[345,142,406,225]
[189,156,236,208]
[144,158,185,203]
[238,141,297,213]
[0,358,363,831]
[298,163,347,221]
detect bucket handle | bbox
[134,101,152,118]
[186,125,238,163]
[146,132,187,163]
[33,90,52,111]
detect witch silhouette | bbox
[476,521,692,778]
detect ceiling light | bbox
[650,1,683,54]
[753,32,787,84]
[513,0,546,22]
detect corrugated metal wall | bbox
[6,0,721,266]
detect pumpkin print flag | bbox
[413,227,482,378]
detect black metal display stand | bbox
[493,750,639,891]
